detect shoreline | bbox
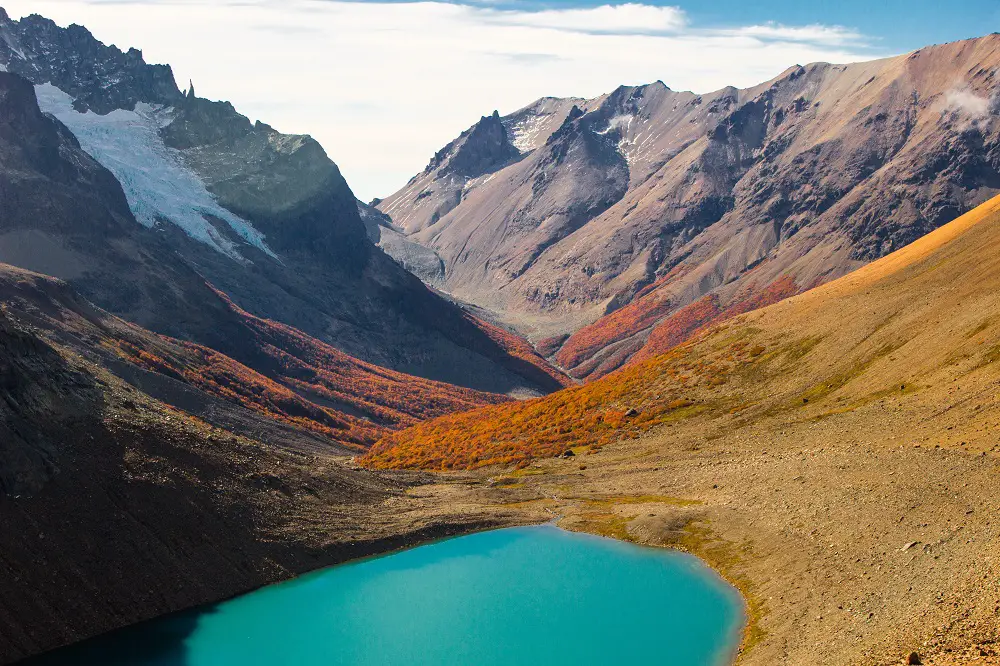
[24,520,747,666]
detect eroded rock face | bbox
[0,310,94,497]
[379,36,1000,376]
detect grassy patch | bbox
[679,522,767,660]
[509,467,548,478]
[575,494,702,507]
[794,341,904,407]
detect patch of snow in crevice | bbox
[34,83,278,262]
[596,113,637,164]
[504,113,550,152]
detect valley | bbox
[365,195,1000,664]
[0,4,999,666]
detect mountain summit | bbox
[378,35,1000,379]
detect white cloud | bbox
[715,23,867,46]
[485,3,687,35]
[5,0,885,201]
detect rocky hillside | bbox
[0,9,567,395]
[364,193,1000,468]
[0,261,522,665]
[378,35,1000,379]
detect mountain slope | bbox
[363,193,1000,468]
[378,34,1000,379]
[0,10,567,395]
[1,263,507,450]
[362,195,1000,665]
[0,69,521,454]
[0,262,520,665]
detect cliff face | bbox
[379,35,1000,378]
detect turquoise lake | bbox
[29,525,745,665]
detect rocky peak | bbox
[427,109,521,179]
[0,11,182,113]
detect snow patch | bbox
[599,114,634,134]
[34,83,278,261]
[598,114,637,164]
[504,113,549,152]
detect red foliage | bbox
[107,289,509,450]
[634,294,722,361]
[535,334,569,358]
[467,315,574,388]
[559,272,802,379]
[555,265,691,373]
[359,335,746,471]
[631,275,800,365]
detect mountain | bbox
[362,195,1000,665]
[361,191,1000,469]
[0,261,523,664]
[377,34,1000,379]
[0,9,567,396]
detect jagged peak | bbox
[423,108,519,178]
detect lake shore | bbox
[428,399,1000,666]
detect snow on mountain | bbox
[34,83,278,261]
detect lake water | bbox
[28,525,745,666]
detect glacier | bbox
[34,83,278,261]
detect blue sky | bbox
[509,0,999,51]
[6,0,999,199]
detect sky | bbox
[6,0,999,201]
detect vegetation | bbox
[108,290,508,450]
[361,333,751,469]
[468,315,573,388]
[556,273,800,376]
[554,266,690,371]
[633,276,799,363]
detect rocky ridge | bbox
[378,36,1000,379]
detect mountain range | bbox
[1,6,1000,666]
[0,9,567,397]
[377,35,1000,379]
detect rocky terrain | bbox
[378,35,1000,380]
[365,195,1000,664]
[0,260,535,665]
[0,9,567,396]
[3,8,1000,666]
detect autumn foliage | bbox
[361,275,802,470]
[632,275,800,364]
[360,336,760,470]
[556,273,800,378]
[467,315,574,389]
[107,291,507,450]
[554,266,690,372]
